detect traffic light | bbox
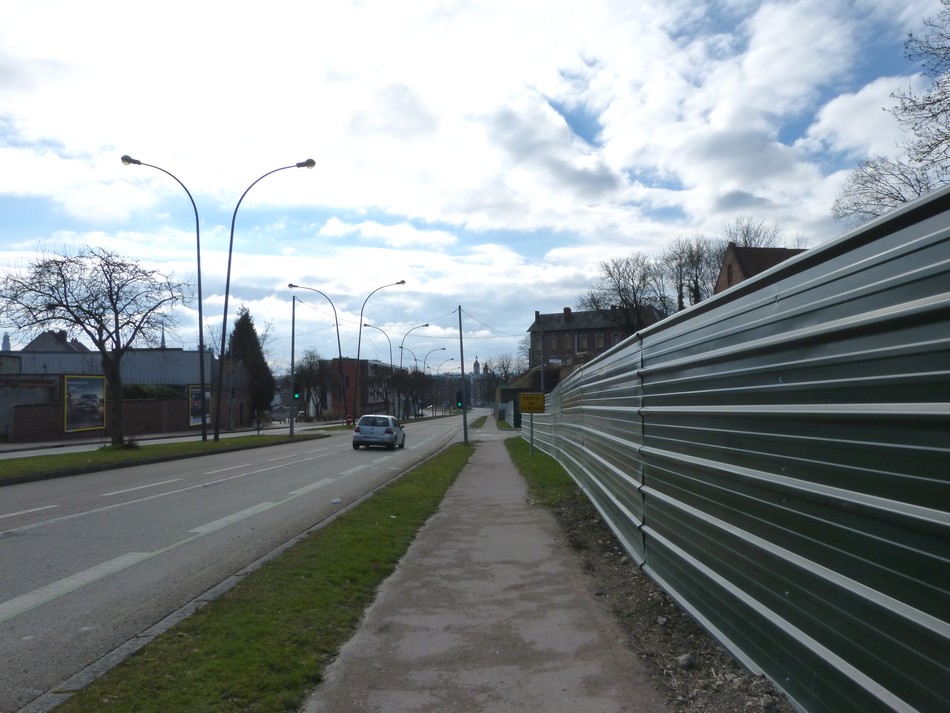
[293,383,300,399]
[455,391,463,409]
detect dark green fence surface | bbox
[528,186,950,713]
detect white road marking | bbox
[189,502,280,535]
[340,464,369,476]
[102,479,183,496]
[0,505,59,521]
[0,552,151,624]
[289,478,336,496]
[205,463,252,474]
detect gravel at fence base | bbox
[552,495,797,713]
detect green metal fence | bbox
[527,187,950,713]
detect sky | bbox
[0,0,941,377]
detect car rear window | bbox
[358,416,389,427]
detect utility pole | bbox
[458,305,468,445]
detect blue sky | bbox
[0,0,940,375]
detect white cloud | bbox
[0,0,939,369]
[798,75,920,159]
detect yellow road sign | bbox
[519,392,545,413]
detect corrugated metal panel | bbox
[7,350,212,386]
[528,186,950,713]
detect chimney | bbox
[563,307,572,320]
[535,310,540,322]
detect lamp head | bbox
[288,283,298,288]
[297,158,316,169]
[396,280,406,285]
[121,155,141,166]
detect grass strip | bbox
[0,433,327,483]
[55,443,474,713]
[504,434,578,508]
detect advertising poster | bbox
[189,384,211,426]
[64,375,106,433]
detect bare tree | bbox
[721,215,784,248]
[895,0,950,172]
[577,253,669,333]
[290,348,329,418]
[834,1,950,222]
[0,246,188,445]
[832,155,938,224]
[490,353,517,383]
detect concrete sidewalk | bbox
[301,417,670,713]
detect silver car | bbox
[352,414,406,450]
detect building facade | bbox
[526,307,625,369]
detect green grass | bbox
[0,433,328,483]
[504,435,578,508]
[470,415,488,428]
[54,443,474,713]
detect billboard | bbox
[64,375,106,433]
[189,384,210,426]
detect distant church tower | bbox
[473,355,480,375]
[2,332,10,351]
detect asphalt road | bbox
[0,416,464,713]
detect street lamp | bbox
[437,357,455,373]
[288,283,345,424]
[398,323,429,370]
[397,322,427,416]
[353,280,405,419]
[423,348,446,418]
[364,323,393,414]
[121,154,208,441]
[398,345,418,370]
[213,158,315,440]
[290,296,298,437]
[423,347,446,374]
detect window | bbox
[578,334,588,350]
[612,332,621,346]
[595,333,604,348]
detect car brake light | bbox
[384,427,393,434]
[354,426,361,432]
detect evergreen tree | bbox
[228,307,275,415]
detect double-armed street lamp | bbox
[213,159,315,440]
[121,154,209,441]
[352,280,405,420]
[288,283,346,425]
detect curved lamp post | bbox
[398,323,428,370]
[423,347,446,374]
[423,347,446,417]
[437,357,455,373]
[213,158,315,440]
[398,345,418,370]
[288,283,345,423]
[397,322,427,416]
[364,323,393,414]
[352,280,405,420]
[121,154,208,441]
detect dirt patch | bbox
[551,494,798,713]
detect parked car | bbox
[352,414,406,450]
